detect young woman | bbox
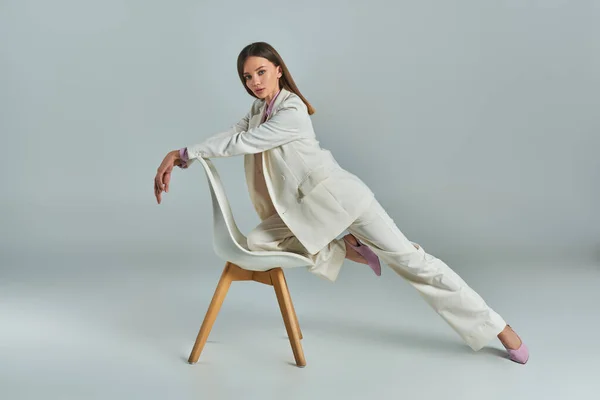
[154,42,529,364]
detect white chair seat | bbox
[196,157,314,271]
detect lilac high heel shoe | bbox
[503,325,529,364]
[343,237,381,276]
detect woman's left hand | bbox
[155,150,181,204]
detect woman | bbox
[154,42,529,364]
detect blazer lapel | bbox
[244,98,264,213]
[244,87,292,218]
[264,87,290,123]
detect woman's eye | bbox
[244,75,251,80]
[258,70,265,75]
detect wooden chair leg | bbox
[271,272,295,341]
[188,262,234,364]
[282,272,303,340]
[270,270,300,341]
[271,268,306,367]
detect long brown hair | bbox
[237,42,315,115]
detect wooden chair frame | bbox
[187,262,306,367]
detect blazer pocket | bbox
[297,164,338,198]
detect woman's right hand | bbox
[155,150,183,204]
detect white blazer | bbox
[186,87,374,255]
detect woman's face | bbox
[243,56,282,102]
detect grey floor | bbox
[2,249,599,400]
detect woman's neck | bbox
[264,87,281,105]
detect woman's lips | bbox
[256,88,264,93]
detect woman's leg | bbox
[346,197,513,352]
[246,212,348,282]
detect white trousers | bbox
[246,197,507,351]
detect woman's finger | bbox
[154,175,162,194]
[155,177,164,202]
[164,171,171,193]
[156,169,164,190]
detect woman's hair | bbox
[237,42,315,115]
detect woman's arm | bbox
[180,109,253,167]
[186,99,307,159]
[154,109,253,203]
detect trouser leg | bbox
[246,213,347,282]
[346,197,506,351]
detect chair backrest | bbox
[195,157,249,260]
[194,157,315,270]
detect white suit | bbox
[186,88,374,255]
[185,88,507,351]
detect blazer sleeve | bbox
[185,100,307,159]
[182,109,251,166]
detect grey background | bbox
[1,0,598,262]
[1,1,599,399]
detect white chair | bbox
[187,157,314,367]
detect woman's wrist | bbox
[171,149,182,161]
[172,148,189,168]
